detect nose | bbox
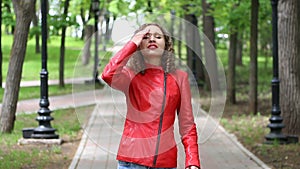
[149,35,155,42]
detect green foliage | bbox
[163,0,202,16]
[108,0,130,16]
[1,0,15,27]
[1,10,15,27]
[48,14,79,36]
[258,0,272,56]
[29,26,41,40]
[209,0,251,33]
[221,113,269,145]
[217,49,272,99]
[0,106,92,168]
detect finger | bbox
[138,28,150,35]
[131,29,150,46]
[135,29,149,38]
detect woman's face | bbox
[139,25,166,62]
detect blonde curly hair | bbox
[127,23,176,74]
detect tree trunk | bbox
[0,0,3,88]
[248,0,259,114]
[103,12,110,51]
[278,0,300,135]
[147,0,153,13]
[80,4,92,40]
[184,14,205,86]
[0,0,35,133]
[32,0,40,54]
[202,0,219,91]
[82,25,93,65]
[227,31,237,104]
[80,7,86,40]
[59,0,70,87]
[236,32,243,66]
[202,0,215,47]
[170,10,175,47]
[177,18,183,66]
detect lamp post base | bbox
[286,135,299,144]
[265,133,287,144]
[22,127,59,139]
[265,134,299,144]
[18,138,62,145]
[31,134,59,139]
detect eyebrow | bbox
[145,32,163,36]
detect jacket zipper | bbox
[153,73,167,167]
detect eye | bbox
[143,34,150,40]
[155,35,162,39]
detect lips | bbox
[147,44,158,49]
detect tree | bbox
[79,1,92,40]
[182,1,205,86]
[227,30,237,104]
[278,0,300,135]
[184,13,205,86]
[248,0,258,114]
[209,0,251,104]
[59,0,70,87]
[31,1,41,54]
[202,0,219,91]
[202,0,215,47]
[0,0,3,88]
[82,24,93,65]
[235,32,244,66]
[0,0,35,133]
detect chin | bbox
[141,50,164,58]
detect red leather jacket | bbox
[101,41,200,168]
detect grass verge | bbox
[0,105,94,169]
[220,100,300,169]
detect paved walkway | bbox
[0,79,271,169]
[1,78,96,115]
[67,86,270,169]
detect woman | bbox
[101,23,200,169]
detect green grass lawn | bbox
[0,83,104,102]
[1,34,111,81]
[0,33,110,101]
[0,105,93,169]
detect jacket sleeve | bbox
[177,72,201,168]
[101,41,137,91]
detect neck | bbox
[144,57,161,66]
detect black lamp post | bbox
[265,0,286,144]
[265,0,298,144]
[88,0,100,84]
[31,0,58,139]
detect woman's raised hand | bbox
[130,29,150,46]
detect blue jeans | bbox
[117,161,176,169]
